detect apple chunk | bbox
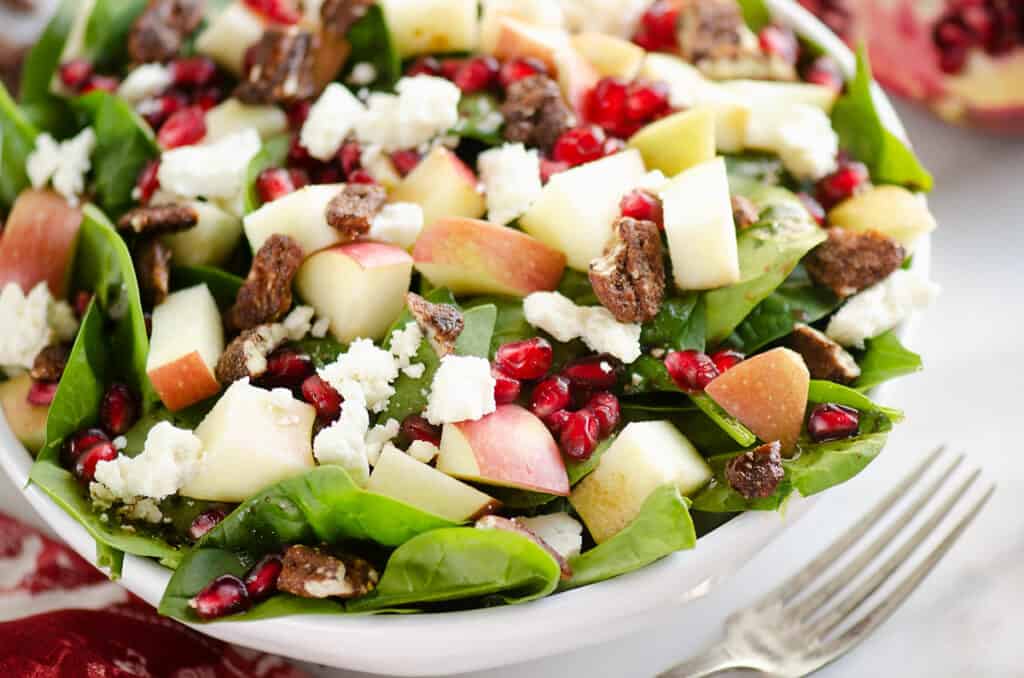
[570,421,711,543]
[295,242,413,342]
[0,189,82,297]
[379,0,479,57]
[203,99,288,143]
[367,446,501,522]
[479,0,564,54]
[243,183,345,255]
[0,373,49,454]
[659,157,740,290]
[437,404,569,496]
[413,217,566,297]
[628,107,716,177]
[389,147,485,228]
[827,186,937,250]
[519,149,647,271]
[181,379,316,502]
[572,32,645,79]
[195,2,266,76]
[146,284,225,412]
[161,201,242,268]
[704,348,810,453]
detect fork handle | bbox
[658,644,739,677]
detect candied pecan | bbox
[589,217,666,324]
[804,227,906,299]
[128,0,205,64]
[325,184,387,240]
[30,344,70,382]
[235,27,318,106]
[476,515,571,580]
[730,194,760,230]
[788,323,861,385]
[406,292,464,358]
[698,52,797,81]
[215,325,287,384]
[118,203,198,236]
[134,239,172,307]
[676,0,749,63]
[501,75,575,152]
[277,545,378,600]
[226,235,304,332]
[320,0,374,39]
[725,441,785,500]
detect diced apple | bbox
[295,242,413,342]
[704,347,810,453]
[720,79,840,113]
[0,189,82,297]
[379,0,479,58]
[367,446,501,522]
[827,186,937,250]
[146,284,224,412]
[570,421,711,543]
[628,108,716,177]
[437,404,569,496]
[479,0,564,54]
[181,379,316,502]
[519,149,647,271]
[413,217,566,297]
[572,32,645,79]
[195,2,267,76]
[161,201,243,268]
[203,99,288,144]
[242,183,345,255]
[0,374,49,454]
[389,147,486,227]
[659,157,740,290]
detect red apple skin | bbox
[337,241,415,268]
[0,373,49,453]
[413,217,566,297]
[0,189,83,297]
[148,351,221,412]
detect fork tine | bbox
[812,483,995,667]
[765,445,947,605]
[786,453,966,621]
[803,467,980,637]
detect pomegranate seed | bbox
[759,25,800,64]
[492,368,521,405]
[623,80,670,124]
[664,350,720,392]
[139,92,188,129]
[288,135,312,164]
[540,158,570,183]
[495,338,553,381]
[560,409,600,460]
[961,5,995,46]
[807,403,860,442]
[189,509,226,540]
[170,57,217,87]
[157,107,207,149]
[711,349,744,374]
[530,376,572,419]
[499,57,548,88]
[63,428,109,467]
[73,291,93,318]
[390,150,421,177]
[301,375,343,421]
[59,60,93,91]
[405,56,441,77]
[243,0,301,24]
[585,78,628,135]
[190,574,251,620]
[244,555,283,602]
[313,165,343,184]
[263,350,314,388]
[82,75,119,94]
[551,125,607,167]
[256,167,297,204]
[587,392,620,437]
[401,414,442,446]
[75,441,118,482]
[348,169,376,184]
[816,160,870,209]
[938,43,969,74]
[545,409,572,436]
[797,192,826,225]
[620,189,663,228]
[135,160,161,204]
[194,87,223,111]
[338,141,362,176]
[27,381,58,406]
[561,355,619,390]
[453,56,499,93]
[801,55,844,92]
[286,100,312,129]
[439,59,463,81]
[100,384,139,436]
[633,0,680,51]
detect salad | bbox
[0,0,939,622]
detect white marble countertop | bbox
[2,102,1021,677]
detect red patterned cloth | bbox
[0,513,308,677]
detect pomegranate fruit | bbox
[301,375,343,422]
[664,350,720,392]
[74,441,118,482]
[256,167,299,204]
[495,338,553,381]
[710,349,745,374]
[189,509,226,540]
[135,160,161,204]
[243,0,301,24]
[632,0,680,52]
[452,56,500,93]
[492,368,522,405]
[620,189,664,228]
[406,56,442,77]
[815,160,871,209]
[190,574,252,620]
[169,57,217,87]
[262,350,315,389]
[587,392,621,437]
[560,409,600,460]
[63,428,109,468]
[530,376,572,419]
[401,414,442,446]
[58,60,93,91]
[807,403,860,442]
[561,355,620,390]
[551,125,608,167]
[244,554,283,602]
[390,150,421,177]
[157,107,207,149]
[100,384,139,436]
[82,75,119,94]
[499,58,548,88]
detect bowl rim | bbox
[0,2,931,675]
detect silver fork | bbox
[661,446,994,678]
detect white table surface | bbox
[3,102,1022,678]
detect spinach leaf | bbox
[342,4,401,90]
[726,267,838,353]
[122,400,215,456]
[565,437,613,486]
[453,93,504,146]
[80,0,149,72]
[243,134,290,214]
[562,485,695,589]
[724,153,783,185]
[18,0,77,135]
[691,393,757,447]
[170,266,243,309]
[735,0,772,31]
[807,380,903,421]
[0,83,38,211]
[853,330,923,391]
[557,269,599,306]
[641,293,706,352]
[483,486,561,509]
[347,527,561,612]
[291,337,346,368]
[831,47,933,192]
[465,295,533,356]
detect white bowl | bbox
[0,2,929,675]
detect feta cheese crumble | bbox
[826,270,939,348]
[406,439,439,464]
[118,63,173,103]
[26,128,96,205]
[313,382,371,486]
[92,422,204,502]
[300,83,366,161]
[0,282,77,373]
[158,128,261,200]
[389,322,425,378]
[370,202,424,249]
[318,338,400,413]
[773,104,839,181]
[517,512,584,560]
[365,418,400,466]
[355,76,461,151]
[523,291,643,363]
[424,355,496,425]
[478,143,543,226]
[348,62,378,86]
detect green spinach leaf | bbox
[465,295,533,356]
[0,82,38,211]
[557,269,599,306]
[453,93,504,145]
[243,134,290,214]
[807,380,903,421]
[735,0,772,31]
[853,330,923,391]
[291,337,347,368]
[726,267,838,353]
[641,293,706,352]
[690,393,757,447]
[80,0,149,72]
[565,437,613,486]
[170,266,243,309]
[342,4,401,89]
[18,0,77,135]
